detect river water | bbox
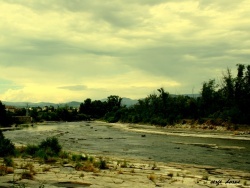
[3,121,250,172]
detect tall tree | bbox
[0,101,10,127]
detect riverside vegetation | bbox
[1,64,250,128]
[0,130,110,187]
[2,130,249,187]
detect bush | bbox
[72,154,88,162]
[25,145,39,156]
[35,149,48,160]
[95,158,109,169]
[3,157,14,167]
[39,137,62,156]
[0,131,15,157]
[59,151,70,159]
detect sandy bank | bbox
[1,155,249,188]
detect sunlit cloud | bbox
[0,0,249,102]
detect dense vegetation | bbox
[78,64,250,126]
[0,64,249,127]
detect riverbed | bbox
[3,121,250,172]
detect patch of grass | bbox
[23,163,36,174]
[25,145,39,156]
[39,137,62,156]
[21,171,34,180]
[71,153,89,162]
[151,162,158,170]
[75,161,97,172]
[167,172,174,178]
[35,149,48,160]
[0,165,7,176]
[117,169,123,174]
[120,160,128,168]
[59,151,70,159]
[45,157,57,164]
[42,166,50,172]
[95,158,109,169]
[79,173,84,178]
[202,175,209,180]
[148,173,156,183]
[4,157,14,167]
[88,156,94,163]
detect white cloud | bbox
[0,0,249,102]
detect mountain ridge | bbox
[2,94,200,108]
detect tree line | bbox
[0,64,249,127]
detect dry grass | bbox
[75,161,98,173]
[21,171,34,180]
[148,173,157,183]
[45,157,57,164]
[167,172,174,178]
[0,165,14,175]
[42,166,51,172]
[117,169,123,174]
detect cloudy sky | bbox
[0,0,249,102]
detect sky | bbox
[0,0,249,102]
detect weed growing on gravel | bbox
[21,171,34,180]
[148,173,156,183]
[96,158,109,169]
[167,172,174,178]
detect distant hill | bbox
[100,97,138,107]
[2,94,199,108]
[2,101,81,108]
[121,97,138,106]
[1,98,138,108]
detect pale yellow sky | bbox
[0,0,249,102]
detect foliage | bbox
[3,157,14,167]
[20,137,62,161]
[0,101,13,127]
[2,64,250,126]
[25,145,39,156]
[95,158,109,169]
[0,131,15,157]
[39,137,62,156]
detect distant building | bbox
[5,106,17,113]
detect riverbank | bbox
[103,121,250,141]
[1,121,250,187]
[1,154,249,187]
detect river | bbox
[3,121,250,172]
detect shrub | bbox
[35,149,48,160]
[95,158,109,169]
[21,171,34,180]
[0,131,15,157]
[75,161,97,172]
[3,157,14,167]
[39,137,62,156]
[148,173,156,183]
[72,154,88,162]
[25,145,39,156]
[59,151,70,159]
[167,172,174,178]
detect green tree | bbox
[0,101,12,127]
[106,95,122,112]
